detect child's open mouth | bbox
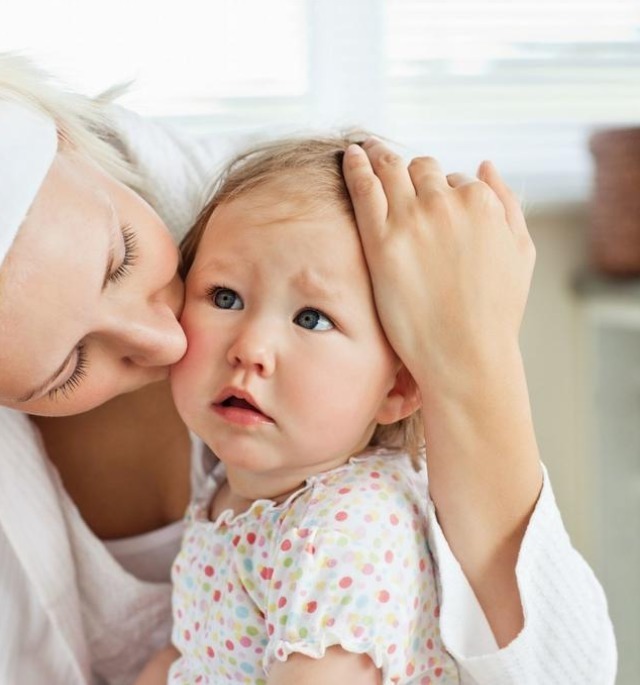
[212,390,274,426]
[221,396,256,411]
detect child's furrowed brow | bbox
[290,270,344,303]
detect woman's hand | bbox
[343,140,543,647]
[342,141,534,394]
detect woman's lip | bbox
[211,403,275,427]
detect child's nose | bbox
[226,329,276,377]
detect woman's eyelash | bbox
[45,223,136,402]
[108,224,138,284]
[47,343,88,401]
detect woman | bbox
[0,55,616,685]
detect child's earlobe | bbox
[375,366,422,425]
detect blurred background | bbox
[2,1,639,681]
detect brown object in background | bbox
[589,127,640,277]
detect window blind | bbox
[3,0,639,198]
[385,0,640,125]
[381,1,640,199]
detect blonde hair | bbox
[0,53,143,193]
[181,134,425,465]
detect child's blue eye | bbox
[294,308,334,331]
[211,287,243,310]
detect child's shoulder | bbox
[313,449,426,499]
[283,449,429,540]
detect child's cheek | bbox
[170,312,211,414]
[169,352,194,424]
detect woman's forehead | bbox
[0,154,112,401]
[4,155,113,291]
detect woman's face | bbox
[0,151,187,416]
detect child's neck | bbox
[210,478,303,520]
[210,452,359,520]
[209,429,377,520]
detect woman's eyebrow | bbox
[16,348,76,403]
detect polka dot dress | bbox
[169,450,459,684]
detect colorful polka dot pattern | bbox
[169,451,459,684]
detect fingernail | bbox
[345,143,365,156]
[477,159,493,178]
[362,136,381,149]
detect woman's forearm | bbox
[342,142,542,647]
[421,342,542,646]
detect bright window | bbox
[3,0,639,200]
[0,0,309,117]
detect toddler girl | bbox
[168,135,457,684]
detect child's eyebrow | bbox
[191,255,241,278]
[191,255,346,303]
[290,269,342,302]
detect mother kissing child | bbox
[0,55,616,684]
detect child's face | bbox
[171,183,400,481]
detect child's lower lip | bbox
[211,404,274,426]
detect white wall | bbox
[520,203,591,553]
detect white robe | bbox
[0,109,617,685]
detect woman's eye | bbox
[108,224,138,284]
[47,343,88,401]
[294,308,334,331]
[210,287,243,310]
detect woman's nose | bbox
[127,318,187,367]
[127,272,187,366]
[226,326,276,377]
[108,304,187,368]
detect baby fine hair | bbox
[180,133,425,465]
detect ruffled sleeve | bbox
[259,457,459,684]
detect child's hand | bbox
[132,645,180,685]
[342,140,535,397]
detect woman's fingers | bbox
[343,147,534,389]
[408,156,449,194]
[477,160,528,236]
[360,138,418,216]
[342,144,389,242]
[446,172,475,188]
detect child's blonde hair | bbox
[0,53,143,193]
[180,133,425,465]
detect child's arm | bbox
[342,142,540,648]
[267,647,381,685]
[132,645,180,685]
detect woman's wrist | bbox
[414,336,526,414]
[420,337,542,564]
[422,339,541,485]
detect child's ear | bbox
[375,365,422,425]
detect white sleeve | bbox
[427,464,617,685]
